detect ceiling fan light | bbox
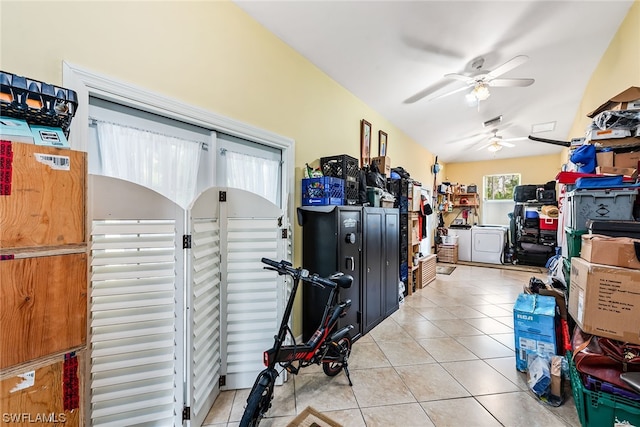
[487,142,502,152]
[472,83,490,101]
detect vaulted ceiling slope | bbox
[235,1,634,163]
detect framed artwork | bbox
[360,119,371,166]
[379,130,388,156]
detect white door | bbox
[89,175,185,427]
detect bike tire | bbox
[322,334,352,377]
[239,379,273,427]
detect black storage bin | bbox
[321,155,359,183]
[587,220,640,238]
[345,180,358,205]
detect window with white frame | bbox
[483,173,521,201]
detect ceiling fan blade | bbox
[501,136,529,142]
[425,84,470,102]
[476,143,492,151]
[500,141,516,148]
[486,55,529,79]
[444,73,475,83]
[403,79,457,104]
[489,78,535,87]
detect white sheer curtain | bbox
[97,122,201,209]
[225,150,280,205]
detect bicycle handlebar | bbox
[261,258,336,289]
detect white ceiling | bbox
[234,0,634,163]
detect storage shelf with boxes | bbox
[561,87,640,426]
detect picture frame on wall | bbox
[360,119,371,166]
[379,130,388,156]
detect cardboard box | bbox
[595,165,638,179]
[580,233,640,269]
[615,151,640,169]
[513,293,557,372]
[594,136,640,149]
[569,257,640,345]
[0,142,86,248]
[0,116,34,144]
[588,128,632,141]
[588,86,640,117]
[596,151,614,168]
[370,156,391,176]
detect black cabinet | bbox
[362,207,399,333]
[298,206,363,341]
[297,206,399,340]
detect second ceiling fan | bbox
[424,55,535,104]
[476,129,528,152]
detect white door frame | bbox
[62,61,295,221]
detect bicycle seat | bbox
[331,274,353,289]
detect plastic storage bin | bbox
[565,227,588,259]
[568,353,640,427]
[539,215,558,230]
[567,188,637,230]
[302,177,344,206]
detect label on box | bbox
[34,153,70,171]
[30,125,69,148]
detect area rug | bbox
[456,261,547,274]
[436,265,456,275]
[287,406,343,427]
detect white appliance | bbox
[471,225,508,264]
[448,226,472,262]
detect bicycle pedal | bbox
[286,365,299,374]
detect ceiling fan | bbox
[476,129,528,152]
[420,55,535,104]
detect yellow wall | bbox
[560,0,640,164]
[443,154,561,224]
[0,1,435,335]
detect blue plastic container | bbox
[301,177,344,206]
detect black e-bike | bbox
[239,258,354,427]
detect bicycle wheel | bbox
[239,375,274,427]
[322,334,352,377]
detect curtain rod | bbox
[89,117,203,146]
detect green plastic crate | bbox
[568,353,640,427]
[563,257,571,285]
[565,227,588,259]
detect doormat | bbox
[287,406,343,427]
[436,265,456,275]
[456,261,547,274]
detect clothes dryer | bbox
[471,225,508,264]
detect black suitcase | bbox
[516,244,554,266]
[587,220,640,239]
[514,185,538,202]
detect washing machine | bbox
[471,225,508,264]
[448,225,472,262]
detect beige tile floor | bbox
[205,264,581,427]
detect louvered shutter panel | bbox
[188,218,221,426]
[219,189,287,390]
[91,220,179,426]
[89,176,184,427]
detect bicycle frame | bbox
[263,263,351,370]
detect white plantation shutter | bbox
[188,218,222,426]
[89,175,185,427]
[91,219,180,427]
[220,189,288,390]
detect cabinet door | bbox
[363,208,384,334]
[337,208,362,339]
[384,209,400,316]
